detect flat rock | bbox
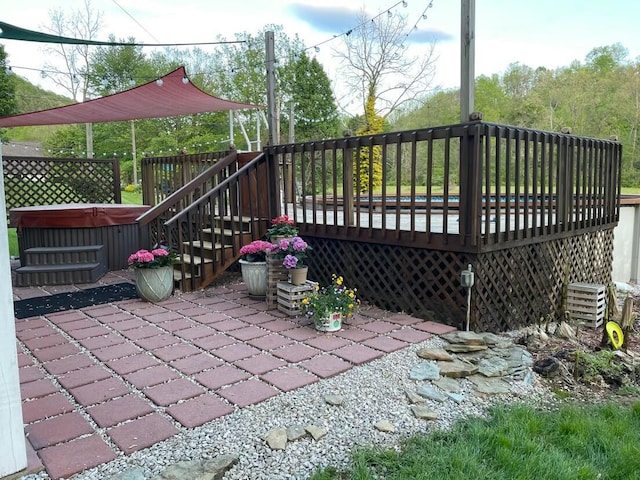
[323,394,345,406]
[263,428,287,450]
[477,356,509,377]
[468,375,510,395]
[405,388,425,404]
[479,332,509,346]
[374,420,396,432]
[437,358,478,378]
[433,376,461,393]
[416,348,454,361]
[286,425,307,441]
[111,467,146,480]
[153,455,239,480]
[445,392,464,403]
[441,331,487,345]
[444,344,488,353]
[305,425,328,441]
[411,405,438,420]
[409,361,440,380]
[416,384,446,402]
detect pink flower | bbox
[151,248,169,257]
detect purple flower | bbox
[292,237,308,251]
[283,254,299,269]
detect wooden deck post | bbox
[0,145,27,478]
[459,123,481,247]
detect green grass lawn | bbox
[121,190,143,205]
[310,401,640,480]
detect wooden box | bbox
[566,283,606,328]
[267,252,288,309]
[277,280,315,316]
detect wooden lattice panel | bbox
[305,228,614,332]
[306,238,471,328]
[474,229,614,331]
[3,156,119,223]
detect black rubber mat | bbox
[14,283,139,319]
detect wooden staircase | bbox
[138,150,276,293]
[173,216,258,291]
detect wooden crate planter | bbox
[277,280,315,316]
[267,252,288,309]
[566,283,606,328]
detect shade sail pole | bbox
[461,0,476,123]
[265,31,278,145]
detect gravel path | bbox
[20,335,552,480]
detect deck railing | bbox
[141,150,231,206]
[137,151,240,251]
[267,121,622,252]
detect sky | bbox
[2,0,640,112]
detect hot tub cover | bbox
[10,203,151,228]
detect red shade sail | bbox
[0,66,259,127]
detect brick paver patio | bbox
[12,269,456,480]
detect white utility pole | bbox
[0,143,27,478]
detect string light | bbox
[305,0,408,54]
[155,78,163,86]
[181,75,189,84]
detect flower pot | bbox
[270,235,287,245]
[315,312,342,332]
[288,266,308,285]
[239,259,268,296]
[135,266,174,302]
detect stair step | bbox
[179,254,214,265]
[185,240,235,251]
[24,245,106,266]
[15,262,108,287]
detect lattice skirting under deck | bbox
[304,229,614,332]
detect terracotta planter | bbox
[315,312,342,332]
[288,266,308,285]
[239,259,268,296]
[135,266,173,302]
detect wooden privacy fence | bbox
[2,155,121,225]
[266,121,622,331]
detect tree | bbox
[284,52,340,141]
[41,0,103,102]
[335,9,437,190]
[0,45,17,142]
[335,9,437,119]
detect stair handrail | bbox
[137,150,240,227]
[166,151,273,291]
[165,152,269,230]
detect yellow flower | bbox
[336,276,343,285]
[348,303,354,309]
[302,298,309,304]
[349,291,354,298]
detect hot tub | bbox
[11,203,151,271]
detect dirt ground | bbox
[515,285,640,404]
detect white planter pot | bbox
[240,259,268,296]
[315,312,342,332]
[135,266,174,302]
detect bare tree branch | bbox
[41,0,102,101]
[334,8,438,119]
